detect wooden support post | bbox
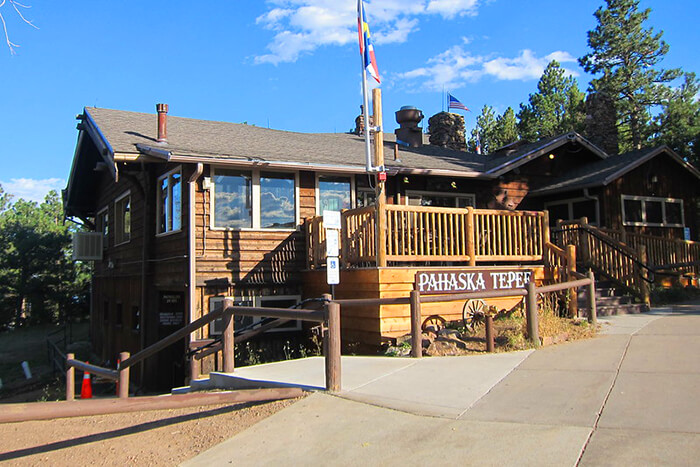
[543,210,551,246]
[409,290,422,358]
[526,282,540,347]
[373,88,387,268]
[485,314,495,352]
[66,353,75,402]
[467,206,476,266]
[222,297,235,373]
[325,301,341,392]
[118,352,130,399]
[566,244,578,318]
[189,356,200,383]
[638,244,650,305]
[587,270,597,326]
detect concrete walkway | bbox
[183,302,700,466]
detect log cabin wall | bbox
[599,154,699,241]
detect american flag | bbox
[448,93,470,112]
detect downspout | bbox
[583,188,599,226]
[188,163,204,338]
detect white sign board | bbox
[323,210,341,230]
[327,257,340,285]
[326,229,340,257]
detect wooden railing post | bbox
[638,244,650,305]
[66,353,75,401]
[587,270,597,326]
[409,290,422,358]
[118,351,130,399]
[525,282,540,347]
[325,301,341,392]
[467,207,476,266]
[373,88,387,268]
[485,314,495,352]
[543,210,551,248]
[566,244,578,318]
[189,355,200,382]
[222,297,235,373]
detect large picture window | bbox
[406,190,475,208]
[621,195,684,227]
[212,169,297,230]
[114,192,131,245]
[318,175,352,213]
[157,168,182,234]
[544,197,599,226]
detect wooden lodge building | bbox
[64,104,700,389]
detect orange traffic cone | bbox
[80,363,93,399]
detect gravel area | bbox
[0,397,301,465]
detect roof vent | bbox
[156,103,169,143]
[395,106,424,147]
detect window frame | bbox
[404,190,476,208]
[208,294,302,337]
[156,166,183,236]
[96,206,109,249]
[544,196,600,226]
[315,173,356,214]
[621,195,685,227]
[114,191,131,246]
[210,167,300,231]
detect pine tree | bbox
[493,107,519,150]
[467,105,497,154]
[653,72,700,165]
[518,60,586,141]
[579,0,681,151]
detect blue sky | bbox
[0,0,698,202]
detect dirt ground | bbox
[0,397,301,465]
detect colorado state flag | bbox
[358,0,380,83]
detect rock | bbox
[395,334,412,346]
[438,328,463,340]
[435,335,469,350]
[421,332,435,348]
[425,340,463,356]
[428,112,466,151]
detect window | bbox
[318,176,352,213]
[208,295,302,337]
[158,168,182,234]
[260,172,295,228]
[405,191,475,208]
[115,192,131,244]
[621,195,684,227]
[544,197,600,225]
[96,207,109,249]
[212,169,297,230]
[131,305,140,332]
[115,302,123,326]
[357,189,376,208]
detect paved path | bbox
[184,303,700,466]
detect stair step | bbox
[579,295,632,306]
[579,303,649,317]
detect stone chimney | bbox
[584,93,618,155]
[428,111,466,151]
[156,103,169,143]
[394,106,424,147]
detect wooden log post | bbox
[587,270,597,326]
[222,297,235,373]
[118,352,130,399]
[409,290,422,358]
[325,301,341,392]
[373,88,387,268]
[189,355,200,383]
[566,244,578,318]
[485,314,495,352]
[638,244,650,305]
[467,207,476,266]
[526,282,540,347]
[66,353,75,402]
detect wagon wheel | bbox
[421,315,447,333]
[463,299,487,331]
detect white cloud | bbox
[1,178,65,203]
[255,0,484,64]
[398,47,579,91]
[426,0,480,18]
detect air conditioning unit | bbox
[72,232,103,261]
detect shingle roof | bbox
[85,107,491,176]
[529,146,700,196]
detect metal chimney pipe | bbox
[156,103,169,143]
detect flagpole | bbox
[359,0,373,173]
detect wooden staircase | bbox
[577,281,648,316]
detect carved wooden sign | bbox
[415,269,533,295]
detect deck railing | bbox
[307,205,549,268]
